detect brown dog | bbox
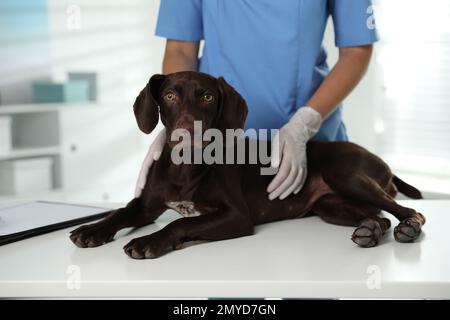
[70,71,426,259]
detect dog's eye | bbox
[164,92,176,102]
[202,94,214,104]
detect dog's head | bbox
[133,71,248,148]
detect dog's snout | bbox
[175,115,195,131]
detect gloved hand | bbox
[267,106,322,200]
[134,128,167,198]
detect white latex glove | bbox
[267,106,322,200]
[134,128,167,198]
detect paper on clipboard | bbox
[0,201,111,236]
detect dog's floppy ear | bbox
[133,74,166,134]
[216,77,248,131]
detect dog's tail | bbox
[393,175,423,199]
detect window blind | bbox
[374,0,450,177]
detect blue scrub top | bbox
[155,0,378,141]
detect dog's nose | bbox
[175,115,195,132]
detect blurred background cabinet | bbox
[0,103,146,203]
[59,104,141,202]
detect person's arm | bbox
[307,44,373,118]
[162,39,200,74]
[135,40,200,198]
[267,44,373,200]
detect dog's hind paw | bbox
[394,217,422,242]
[351,218,384,248]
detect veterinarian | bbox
[135,0,378,200]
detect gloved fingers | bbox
[138,165,151,189]
[142,145,156,166]
[139,149,155,187]
[134,184,143,198]
[279,165,303,200]
[153,150,162,161]
[134,129,167,198]
[270,161,298,200]
[134,154,155,198]
[134,160,147,198]
[134,163,150,198]
[293,167,307,194]
[270,132,284,169]
[152,128,167,160]
[151,140,163,161]
[267,143,291,194]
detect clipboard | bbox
[0,201,113,246]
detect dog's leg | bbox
[329,174,425,243]
[312,194,390,247]
[70,198,165,248]
[312,194,377,227]
[123,210,254,259]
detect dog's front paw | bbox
[70,222,116,248]
[123,235,168,259]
